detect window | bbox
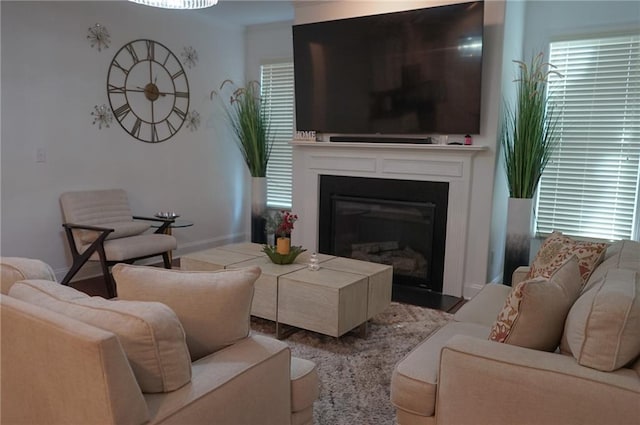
[536,34,640,241]
[261,61,295,208]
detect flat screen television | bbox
[293,1,484,136]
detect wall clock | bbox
[107,39,189,143]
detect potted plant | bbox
[263,210,306,264]
[501,52,561,284]
[265,210,298,255]
[212,80,273,243]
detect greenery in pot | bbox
[212,80,273,177]
[501,52,561,199]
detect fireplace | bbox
[319,175,448,297]
[291,140,486,299]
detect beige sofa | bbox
[0,258,319,425]
[391,239,640,425]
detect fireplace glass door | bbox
[332,195,435,288]
[319,175,448,295]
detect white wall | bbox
[245,21,294,83]
[487,0,526,283]
[523,0,640,55]
[293,0,507,297]
[1,1,250,280]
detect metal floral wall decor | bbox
[185,110,201,131]
[91,104,113,129]
[181,46,198,68]
[87,23,111,51]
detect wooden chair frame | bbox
[61,216,175,298]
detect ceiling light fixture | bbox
[129,0,218,9]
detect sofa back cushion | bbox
[9,279,191,393]
[112,264,259,361]
[583,239,640,293]
[528,231,607,286]
[489,256,582,351]
[562,268,640,371]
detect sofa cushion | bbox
[453,283,513,327]
[563,268,640,371]
[583,239,640,293]
[9,279,191,393]
[528,231,607,285]
[391,321,489,417]
[113,263,259,361]
[489,256,582,351]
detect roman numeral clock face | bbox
[107,39,189,143]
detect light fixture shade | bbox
[129,0,218,9]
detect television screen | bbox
[293,1,484,136]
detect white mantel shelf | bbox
[291,140,489,298]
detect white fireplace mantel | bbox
[291,140,487,298]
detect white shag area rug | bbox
[251,302,452,425]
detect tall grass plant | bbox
[501,53,561,198]
[213,80,272,177]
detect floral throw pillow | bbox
[489,256,583,351]
[528,231,608,286]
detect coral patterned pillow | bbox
[528,231,607,285]
[489,256,582,351]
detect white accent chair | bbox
[59,189,177,297]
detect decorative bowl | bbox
[155,211,180,219]
[262,245,306,265]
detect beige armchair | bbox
[59,189,177,297]
[0,257,319,425]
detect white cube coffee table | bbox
[181,243,392,338]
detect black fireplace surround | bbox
[318,175,448,304]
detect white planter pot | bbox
[503,197,533,285]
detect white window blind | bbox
[261,62,295,208]
[536,34,640,241]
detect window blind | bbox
[536,34,640,241]
[261,62,295,209]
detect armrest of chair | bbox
[62,222,113,254]
[436,335,640,425]
[63,222,115,233]
[0,257,57,294]
[1,296,149,424]
[132,216,175,234]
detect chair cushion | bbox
[528,231,607,285]
[82,233,177,262]
[489,256,582,351]
[79,221,151,245]
[9,279,191,393]
[112,263,260,361]
[563,268,640,371]
[390,321,489,417]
